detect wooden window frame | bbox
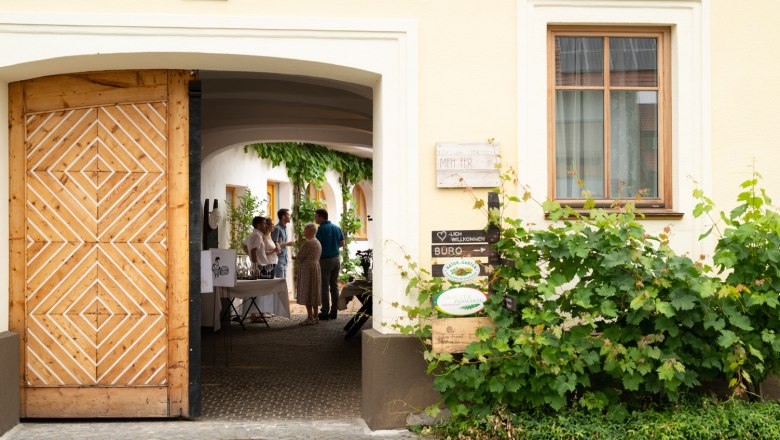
[547,26,673,210]
[266,181,277,222]
[306,182,327,207]
[352,185,368,240]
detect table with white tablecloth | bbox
[202,278,290,331]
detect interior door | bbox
[9,70,190,417]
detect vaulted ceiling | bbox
[200,71,373,160]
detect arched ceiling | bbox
[200,71,373,160]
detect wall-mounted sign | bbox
[432,229,489,244]
[434,287,489,316]
[439,258,481,282]
[432,262,490,279]
[436,142,500,188]
[201,248,237,291]
[432,244,497,258]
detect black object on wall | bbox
[203,199,219,250]
[188,78,202,418]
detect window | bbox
[548,27,671,208]
[266,181,277,222]
[352,185,368,239]
[306,182,327,208]
[226,185,239,249]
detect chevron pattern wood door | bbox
[10,70,190,418]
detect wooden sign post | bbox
[430,192,503,353]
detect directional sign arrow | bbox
[431,244,497,258]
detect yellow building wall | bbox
[711,0,780,213]
[2,0,517,265]
[0,1,517,329]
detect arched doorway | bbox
[196,70,375,420]
[0,14,418,419]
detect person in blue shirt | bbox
[315,208,345,320]
[271,208,294,280]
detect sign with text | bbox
[432,229,489,244]
[432,244,497,258]
[432,262,490,279]
[436,142,500,188]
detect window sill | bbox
[545,209,684,220]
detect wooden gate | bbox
[8,70,190,417]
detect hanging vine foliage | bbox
[244,142,373,261]
[245,142,372,188]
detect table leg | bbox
[241,297,269,328]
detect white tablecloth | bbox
[202,278,290,330]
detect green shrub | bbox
[693,170,780,391]
[397,166,780,422]
[434,197,723,419]
[419,398,780,440]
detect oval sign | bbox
[434,287,489,316]
[442,258,481,282]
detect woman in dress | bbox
[252,217,269,277]
[294,223,322,325]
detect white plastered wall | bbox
[201,144,292,250]
[0,13,418,333]
[517,0,711,255]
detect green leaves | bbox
[717,330,739,348]
[397,163,780,422]
[601,300,618,317]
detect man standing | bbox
[272,208,294,279]
[315,208,344,320]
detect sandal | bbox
[299,318,314,326]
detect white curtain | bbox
[555,90,604,198]
[610,91,658,198]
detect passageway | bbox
[200,305,367,420]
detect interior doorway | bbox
[196,71,374,420]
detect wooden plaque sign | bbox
[432,317,496,353]
[432,229,490,244]
[431,243,497,258]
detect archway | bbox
[0,14,418,419]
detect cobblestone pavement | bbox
[3,302,428,439]
[200,304,367,420]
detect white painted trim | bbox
[0,81,8,332]
[517,0,711,255]
[0,13,418,334]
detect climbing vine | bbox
[244,142,372,251]
[224,188,264,252]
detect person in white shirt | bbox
[261,217,280,277]
[242,216,265,276]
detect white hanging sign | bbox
[436,142,500,188]
[441,258,482,283]
[433,287,489,316]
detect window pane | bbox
[609,38,657,87]
[555,37,604,86]
[610,91,658,198]
[555,90,604,198]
